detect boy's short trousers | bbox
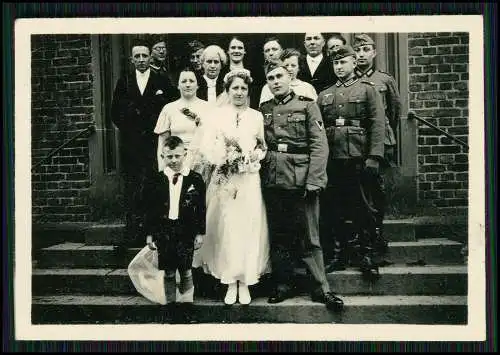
[155,220,195,273]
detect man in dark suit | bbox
[111,38,176,255]
[148,35,178,100]
[298,32,336,94]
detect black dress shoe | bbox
[311,290,344,312]
[360,257,380,281]
[268,288,292,304]
[325,260,347,273]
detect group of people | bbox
[111,32,401,312]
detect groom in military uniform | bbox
[259,61,343,311]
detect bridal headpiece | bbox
[223,68,253,85]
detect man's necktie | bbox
[172,173,180,185]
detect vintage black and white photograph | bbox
[15,15,485,341]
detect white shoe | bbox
[238,282,251,305]
[224,283,237,305]
[176,286,194,303]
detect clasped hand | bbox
[303,184,321,198]
[364,158,380,177]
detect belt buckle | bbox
[277,143,288,152]
[335,118,345,126]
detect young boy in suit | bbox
[143,136,206,304]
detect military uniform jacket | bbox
[355,67,401,146]
[317,76,385,160]
[259,91,329,190]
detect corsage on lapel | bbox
[187,184,196,192]
[180,108,201,126]
[155,89,164,95]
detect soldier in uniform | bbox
[259,61,344,311]
[317,45,385,279]
[353,34,402,261]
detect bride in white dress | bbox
[192,69,270,305]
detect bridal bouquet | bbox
[211,136,264,199]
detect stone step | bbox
[35,238,465,269]
[31,295,467,325]
[32,265,467,296]
[81,220,418,245]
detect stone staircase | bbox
[32,219,468,324]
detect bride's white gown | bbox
[192,105,271,286]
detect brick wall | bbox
[31,34,94,223]
[408,32,469,214]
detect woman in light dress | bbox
[216,36,252,108]
[154,67,212,176]
[259,48,318,105]
[192,69,270,305]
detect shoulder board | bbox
[376,69,393,78]
[259,98,274,109]
[360,79,376,86]
[298,95,314,102]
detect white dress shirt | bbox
[203,75,218,103]
[163,165,190,220]
[136,69,151,95]
[306,53,323,77]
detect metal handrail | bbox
[407,111,469,150]
[31,125,96,172]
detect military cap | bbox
[330,45,356,61]
[148,34,166,49]
[352,33,375,48]
[187,39,205,52]
[264,61,288,76]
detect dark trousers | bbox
[320,158,380,264]
[263,189,330,294]
[121,144,156,247]
[155,220,195,273]
[122,166,146,247]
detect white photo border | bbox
[15,15,485,341]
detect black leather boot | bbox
[359,244,380,281]
[325,241,347,272]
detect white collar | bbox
[307,53,323,62]
[163,165,190,179]
[136,68,150,77]
[203,75,217,86]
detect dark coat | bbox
[297,55,336,94]
[111,70,177,172]
[143,170,206,240]
[196,74,225,102]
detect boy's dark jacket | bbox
[142,169,206,241]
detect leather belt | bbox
[329,118,361,127]
[268,143,309,154]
